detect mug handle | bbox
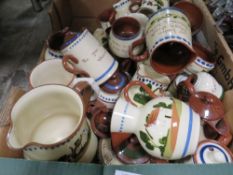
[182,74,196,95]
[124,80,158,106]
[204,118,232,146]
[129,0,142,13]
[62,55,90,77]
[129,37,149,62]
[177,74,196,101]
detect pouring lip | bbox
[7,84,87,150]
[193,139,233,164]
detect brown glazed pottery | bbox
[90,106,112,138]
[174,1,203,34]
[100,70,129,94]
[114,135,150,164]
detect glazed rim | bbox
[7,84,87,150]
[29,59,75,89]
[136,63,171,85]
[112,16,141,40]
[193,43,215,63]
[150,40,196,75]
[193,139,233,163]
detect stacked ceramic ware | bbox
[6,0,233,165]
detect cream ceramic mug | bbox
[131,8,196,74]
[7,83,96,162]
[109,16,148,60]
[61,29,118,85]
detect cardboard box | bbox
[1,0,233,174]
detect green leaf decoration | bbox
[159,136,167,145]
[140,131,150,143]
[133,94,152,105]
[153,102,172,109]
[145,128,154,140]
[146,142,155,150]
[159,146,165,156]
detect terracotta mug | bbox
[7,83,97,162]
[109,16,148,60]
[29,59,100,101]
[61,29,118,85]
[185,43,215,74]
[173,1,203,35]
[111,80,201,160]
[131,8,196,74]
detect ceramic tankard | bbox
[7,82,97,162]
[111,80,201,160]
[109,16,148,60]
[61,29,118,85]
[131,8,196,74]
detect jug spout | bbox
[111,97,140,134]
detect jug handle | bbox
[124,80,157,106]
[204,118,232,146]
[129,37,148,62]
[63,55,90,77]
[129,0,142,13]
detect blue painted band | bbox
[182,107,193,157]
[119,102,129,132]
[95,60,117,82]
[62,33,81,48]
[200,144,229,163]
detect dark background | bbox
[0,0,52,105]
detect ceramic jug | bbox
[7,82,97,162]
[111,81,201,160]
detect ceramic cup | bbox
[176,72,224,100]
[183,140,233,164]
[137,0,169,17]
[109,16,148,60]
[111,80,201,160]
[7,82,96,162]
[61,29,118,85]
[131,8,196,74]
[174,1,203,35]
[128,61,172,107]
[184,43,215,74]
[29,59,100,101]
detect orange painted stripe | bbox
[145,108,160,127]
[170,102,180,152]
